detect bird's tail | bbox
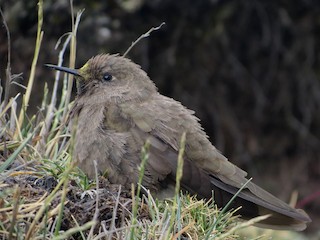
[209,175,311,231]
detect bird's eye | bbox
[102,73,113,81]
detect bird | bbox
[45,54,311,231]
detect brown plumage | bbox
[46,54,311,231]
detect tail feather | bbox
[156,147,311,231]
[210,175,311,231]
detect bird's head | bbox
[46,54,157,103]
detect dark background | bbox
[1,0,319,233]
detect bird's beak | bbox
[44,64,81,76]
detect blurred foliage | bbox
[1,0,319,234]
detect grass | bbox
[0,1,311,240]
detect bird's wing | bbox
[122,93,248,186]
[121,93,310,230]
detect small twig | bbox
[10,79,26,90]
[123,22,165,57]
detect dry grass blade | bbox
[215,215,270,240]
[123,22,165,57]
[87,160,100,239]
[0,128,37,173]
[0,8,12,109]
[61,8,84,124]
[107,185,122,240]
[15,0,43,137]
[8,186,20,239]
